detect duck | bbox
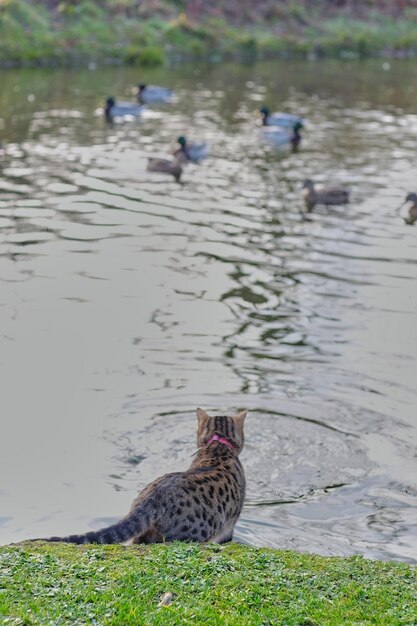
[401,193,417,225]
[259,106,304,129]
[147,157,182,183]
[137,84,173,104]
[174,136,209,164]
[302,179,350,211]
[104,97,145,122]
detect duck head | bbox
[405,192,417,204]
[177,135,187,147]
[104,97,115,121]
[291,122,303,152]
[302,179,315,190]
[403,193,417,224]
[137,84,147,103]
[259,106,269,125]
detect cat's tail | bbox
[38,506,152,545]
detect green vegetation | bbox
[1,542,416,625]
[1,0,417,66]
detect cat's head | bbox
[196,408,247,454]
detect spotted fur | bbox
[38,408,247,545]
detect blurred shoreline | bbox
[1,0,417,68]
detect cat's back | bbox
[133,452,244,505]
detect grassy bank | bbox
[2,0,417,67]
[0,542,416,625]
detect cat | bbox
[36,408,247,545]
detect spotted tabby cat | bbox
[40,408,247,545]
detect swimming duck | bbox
[259,106,304,129]
[302,180,350,211]
[401,193,417,225]
[174,136,209,164]
[137,84,173,104]
[104,97,145,122]
[147,158,182,183]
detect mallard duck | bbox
[259,106,304,129]
[147,158,182,183]
[401,192,417,225]
[174,136,209,164]
[137,84,173,104]
[302,180,350,211]
[104,97,145,122]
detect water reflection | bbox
[0,59,417,561]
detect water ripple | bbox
[0,60,417,560]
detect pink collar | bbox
[206,434,235,450]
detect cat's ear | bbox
[234,410,247,428]
[196,408,210,447]
[196,407,210,425]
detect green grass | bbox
[1,542,416,625]
[2,0,417,66]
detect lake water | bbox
[1,59,417,562]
